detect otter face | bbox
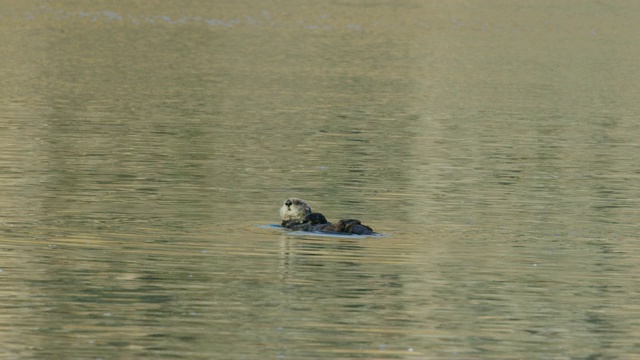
[279,198,312,222]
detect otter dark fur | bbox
[279,198,375,235]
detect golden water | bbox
[2,1,640,358]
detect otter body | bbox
[279,198,375,235]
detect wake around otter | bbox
[279,198,376,235]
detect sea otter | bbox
[279,198,376,235]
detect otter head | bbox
[279,198,312,223]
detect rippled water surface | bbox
[2,1,640,358]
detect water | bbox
[2,1,640,358]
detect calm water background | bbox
[2,1,640,359]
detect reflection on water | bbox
[2,1,640,358]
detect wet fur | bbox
[279,198,375,235]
